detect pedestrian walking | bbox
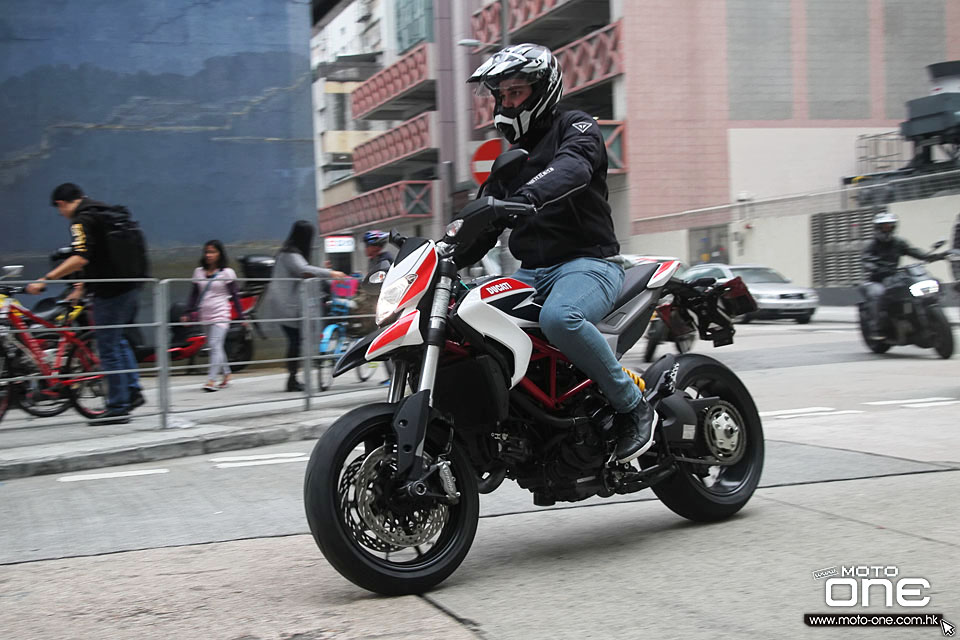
[182,240,245,392]
[26,183,147,424]
[262,220,346,391]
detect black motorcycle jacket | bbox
[483,109,619,269]
[862,236,930,282]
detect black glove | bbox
[925,251,946,262]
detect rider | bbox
[861,211,937,337]
[363,230,394,275]
[465,43,656,464]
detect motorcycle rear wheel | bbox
[929,307,954,359]
[642,354,764,522]
[303,403,479,595]
[224,330,253,373]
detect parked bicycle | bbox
[0,265,107,423]
[315,295,384,391]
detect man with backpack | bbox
[26,183,147,424]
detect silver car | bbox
[681,263,819,323]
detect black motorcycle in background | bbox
[858,241,960,358]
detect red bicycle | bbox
[0,266,107,422]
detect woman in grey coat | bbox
[264,220,346,391]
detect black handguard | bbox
[495,196,537,228]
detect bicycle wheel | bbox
[0,355,10,423]
[15,332,72,418]
[316,329,345,392]
[64,335,108,419]
[357,356,392,383]
[355,355,378,382]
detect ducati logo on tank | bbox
[481,278,532,299]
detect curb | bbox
[0,421,333,482]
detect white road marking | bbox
[774,410,864,419]
[214,457,310,469]
[862,397,954,405]
[209,452,307,462]
[902,400,960,408]
[57,469,169,482]
[759,407,834,417]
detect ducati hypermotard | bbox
[304,166,763,597]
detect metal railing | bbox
[0,275,379,430]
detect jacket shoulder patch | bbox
[571,121,594,133]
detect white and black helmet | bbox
[872,211,898,242]
[467,43,563,144]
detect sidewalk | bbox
[0,306,956,482]
[0,386,387,481]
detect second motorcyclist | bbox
[861,211,944,338]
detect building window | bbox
[395,0,433,54]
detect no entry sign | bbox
[471,138,506,185]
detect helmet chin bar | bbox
[495,109,533,144]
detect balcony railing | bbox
[352,112,436,177]
[350,43,434,121]
[317,180,433,235]
[473,21,622,129]
[471,0,580,50]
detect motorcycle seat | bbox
[610,262,659,310]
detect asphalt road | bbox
[1,320,958,639]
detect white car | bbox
[680,263,819,324]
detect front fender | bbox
[332,328,386,378]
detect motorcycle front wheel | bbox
[928,306,954,359]
[303,403,479,596]
[858,305,891,354]
[642,354,764,522]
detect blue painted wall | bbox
[0,0,316,256]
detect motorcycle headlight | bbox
[376,273,418,325]
[908,279,939,297]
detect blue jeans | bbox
[513,258,642,413]
[93,288,142,412]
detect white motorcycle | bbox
[303,150,764,595]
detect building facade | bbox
[313,0,960,285]
[2,0,316,262]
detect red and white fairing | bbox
[364,249,683,383]
[647,260,681,288]
[458,278,536,387]
[364,241,438,360]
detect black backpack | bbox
[95,205,150,280]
